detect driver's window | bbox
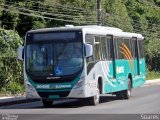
[85,34,94,64]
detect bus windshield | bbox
[26,42,83,77]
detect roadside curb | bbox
[143,79,160,87]
[0,97,40,107]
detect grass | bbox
[146,70,160,80]
[0,82,25,97]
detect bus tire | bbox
[116,78,132,99]
[89,83,100,106]
[42,99,53,107]
[123,77,132,99]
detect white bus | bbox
[18,25,145,106]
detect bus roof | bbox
[28,25,122,32]
[28,25,144,39]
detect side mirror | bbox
[85,43,93,58]
[17,45,24,61]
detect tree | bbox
[0,29,23,94]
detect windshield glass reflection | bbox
[26,42,83,76]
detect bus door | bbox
[105,35,116,91]
[132,37,140,76]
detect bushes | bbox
[146,69,160,80]
[145,39,160,72]
[0,29,24,95]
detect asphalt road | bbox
[0,85,160,120]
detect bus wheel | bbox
[89,83,100,105]
[123,78,132,99]
[116,78,132,99]
[42,99,53,107]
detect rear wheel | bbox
[116,78,132,99]
[42,99,53,107]
[123,78,132,99]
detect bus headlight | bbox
[26,82,35,91]
[73,76,85,89]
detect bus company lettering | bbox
[116,66,124,74]
[55,85,71,89]
[36,84,71,89]
[36,85,50,89]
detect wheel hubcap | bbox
[128,79,131,97]
[128,89,131,97]
[95,89,100,103]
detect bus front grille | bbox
[38,91,70,98]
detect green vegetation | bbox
[146,69,160,80]
[0,0,160,94]
[0,29,23,95]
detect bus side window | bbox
[131,38,136,59]
[94,36,101,61]
[85,34,94,64]
[85,34,93,44]
[138,39,144,58]
[123,38,132,59]
[117,37,124,59]
[106,35,113,60]
[114,37,118,59]
[100,36,107,60]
